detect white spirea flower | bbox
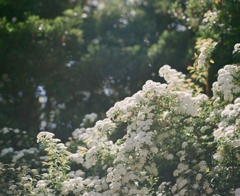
[12,147,39,162]
[1,127,10,134]
[202,10,218,24]
[95,118,115,132]
[213,96,240,164]
[212,64,240,101]
[198,161,207,172]
[36,180,47,188]
[159,65,188,91]
[235,188,240,196]
[68,153,84,164]
[171,184,177,193]
[196,173,202,181]
[179,188,187,196]
[182,142,188,149]
[166,153,174,160]
[23,62,240,195]
[197,41,217,67]
[213,153,223,161]
[177,178,187,189]
[1,147,14,156]
[80,113,98,127]
[233,43,240,54]
[174,92,207,116]
[37,131,55,143]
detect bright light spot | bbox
[40,120,47,128]
[38,25,43,31]
[83,6,90,13]
[12,17,17,23]
[98,2,105,10]
[40,113,45,119]
[104,88,113,96]
[82,13,88,18]
[66,60,75,67]
[81,91,91,101]
[91,0,98,6]
[18,91,23,97]
[143,1,148,6]
[130,10,136,16]
[39,96,47,104]
[176,24,187,32]
[50,123,57,129]
[119,18,128,25]
[36,86,46,96]
[93,39,99,44]
[58,103,66,109]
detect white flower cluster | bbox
[170,136,213,195]
[233,43,240,54]
[214,98,240,161]
[61,175,109,196]
[72,127,87,140]
[197,41,217,67]
[21,177,55,196]
[81,91,91,101]
[80,113,98,127]
[235,188,240,196]
[212,64,240,101]
[0,127,22,134]
[174,92,208,116]
[56,70,210,195]
[202,10,218,24]
[12,147,39,163]
[37,131,55,143]
[159,65,188,91]
[1,147,14,156]
[10,57,240,195]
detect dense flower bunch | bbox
[201,10,219,32]
[197,41,217,67]
[158,65,189,91]
[233,43,240,55]
[1,43,240,195]
[214,97,240,160]
[56,75,211,195]
[187,38,218,95]
[212,64,240,102]
[211,97,240,194]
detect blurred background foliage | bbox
[0,0,239,145]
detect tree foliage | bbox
[0,0,196,141]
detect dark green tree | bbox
[0,0,88,142]
[0,0,197,145]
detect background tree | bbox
[0,0,86,143]
[4,0,234,145]
[0,0,194,144]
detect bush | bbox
[1,42,240,195]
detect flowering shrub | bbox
[1,43,240,195]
